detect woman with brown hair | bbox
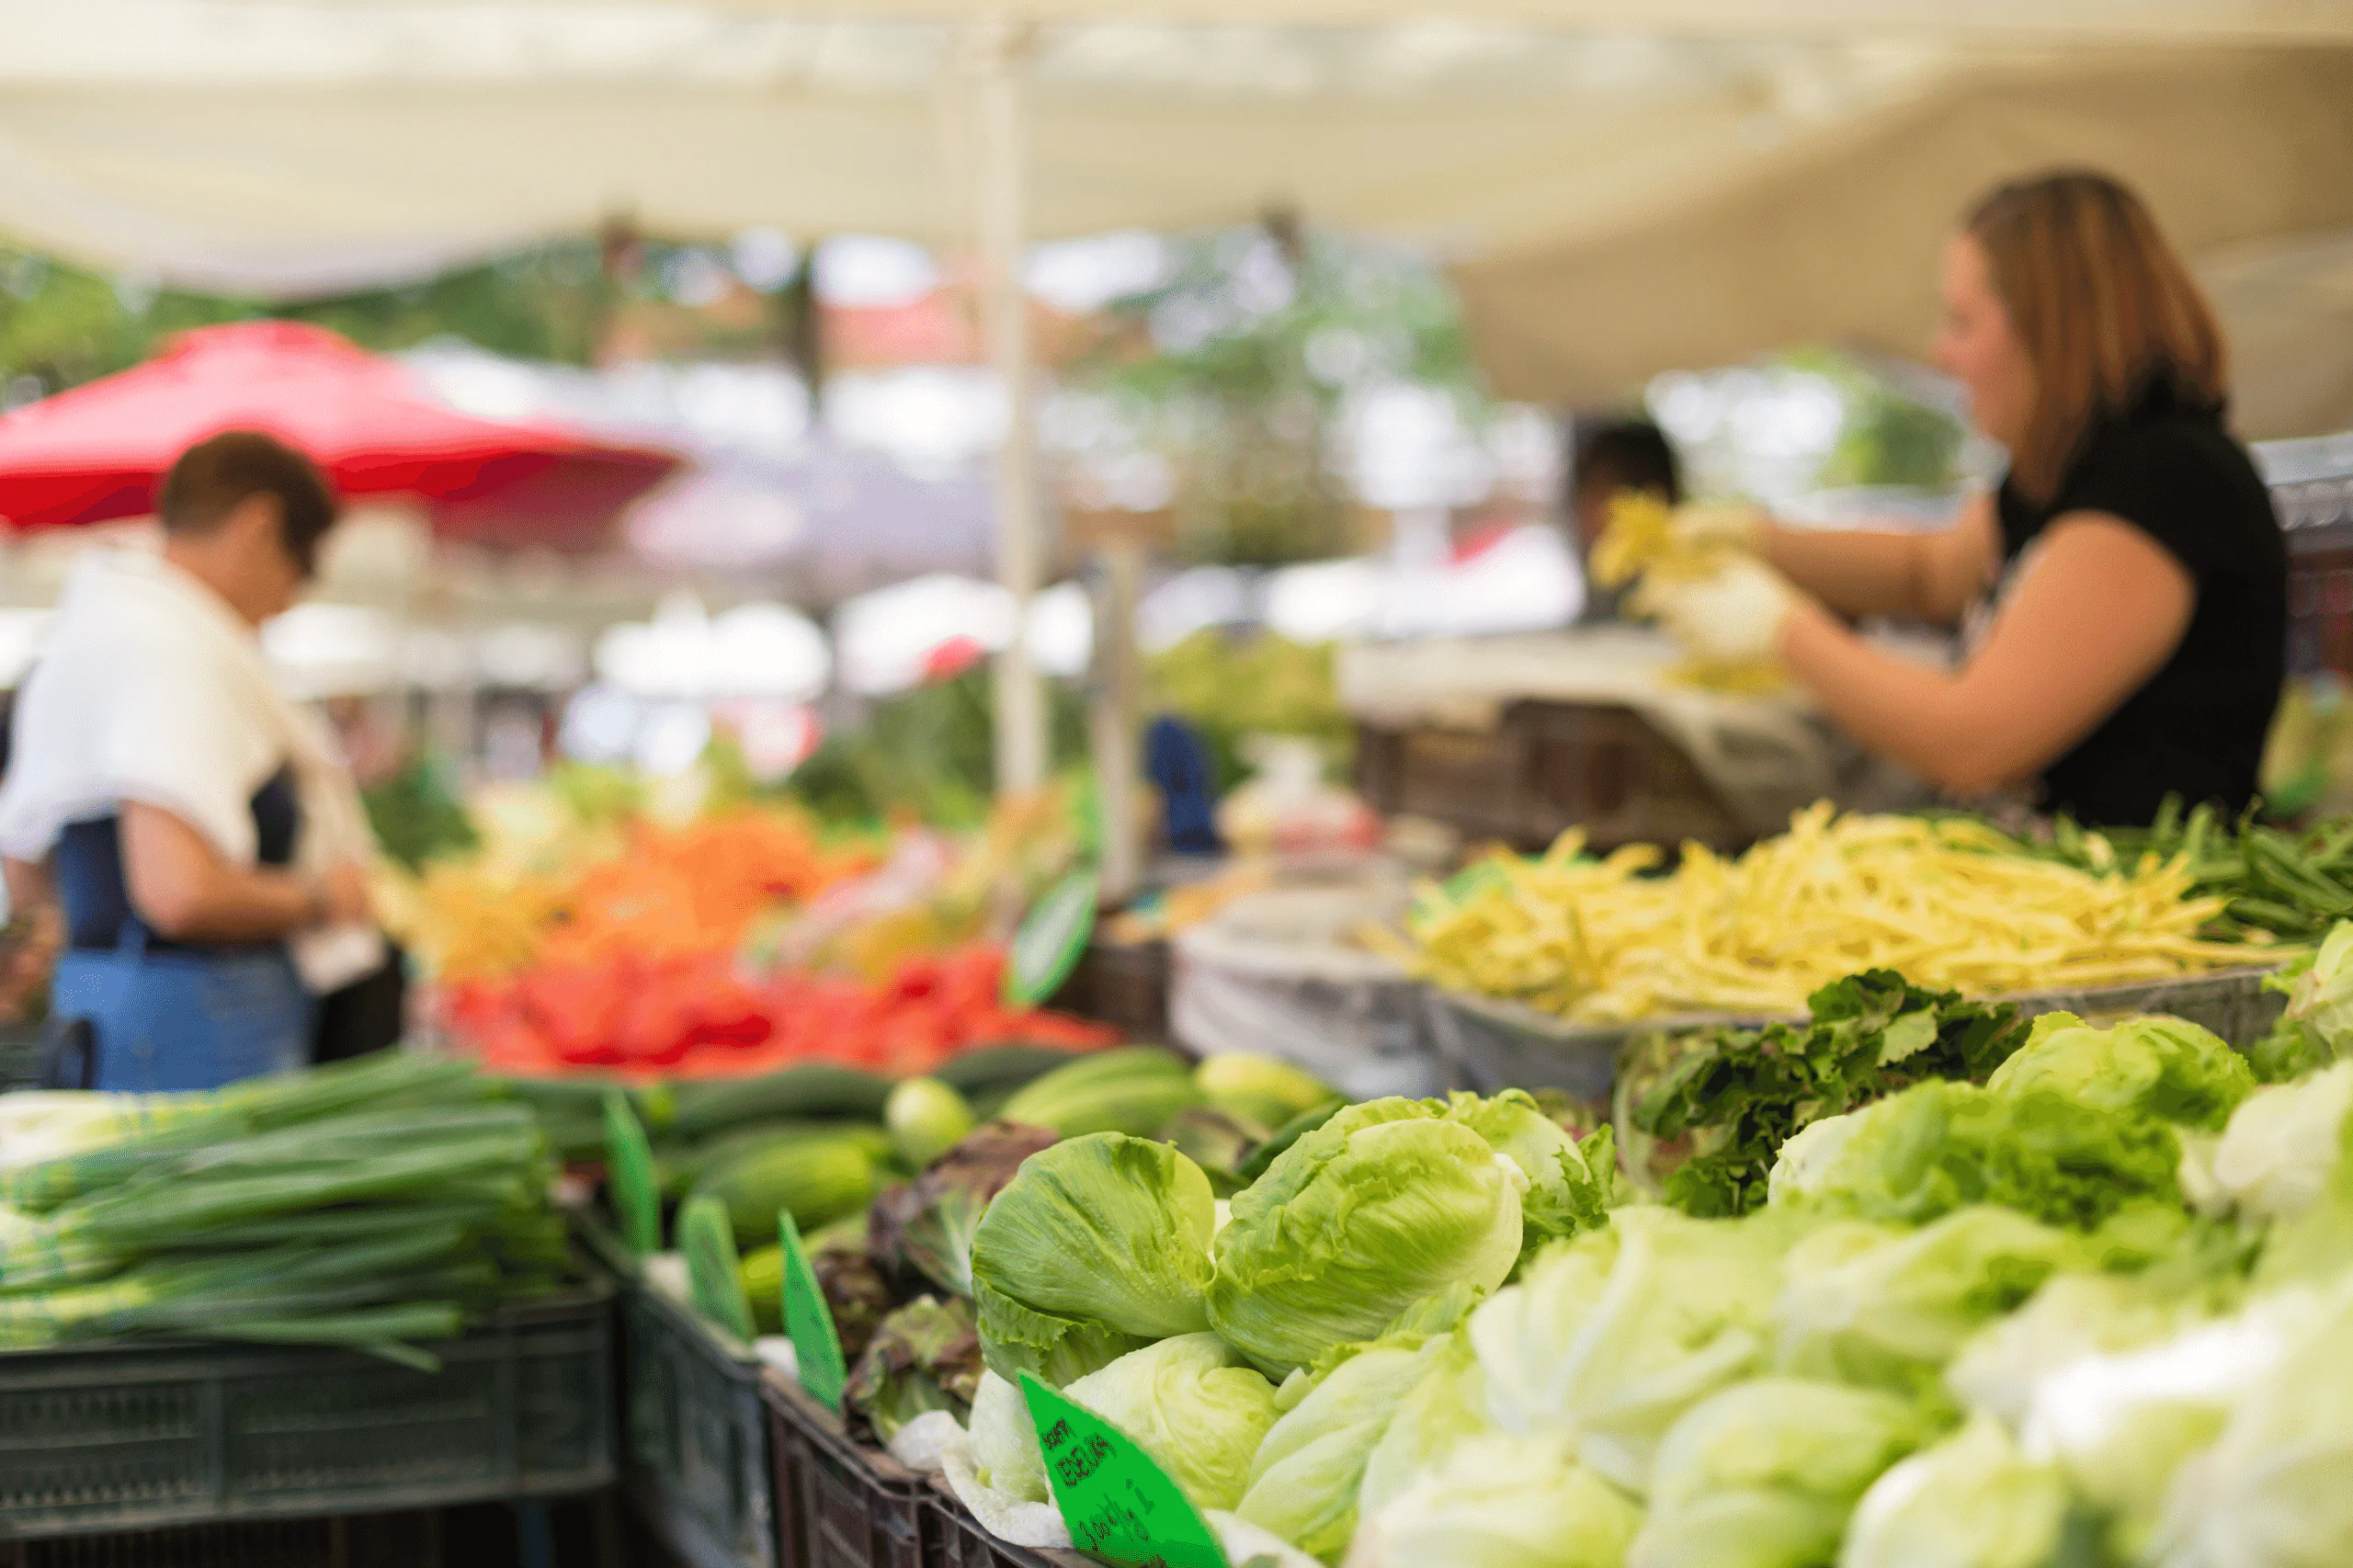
[1655,168,2288,827]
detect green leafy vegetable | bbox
[1634,971,2029,1219]
[1469,1206,1789,1494]
[1985,1015,2254,1130]
[2210,1062,2353,1225]
[1062,1332,1280,1513]
[1627,1378,1930,1568]
[1355,1433,1642,1568]
[869,1121,1059,1300]
[1764,1080,2182,1232]
[969,1131,1215,1384]
[843,1295,983,1442]
[1356,1328,1491,1524]
[1209,1099,1529,1378]
[2133,1285,2353,1567]
[1772,1207,2081,1394]
[968,1368,1050,1503]
[1237,1329,1458,1562]
[1840,1418,2070,1568]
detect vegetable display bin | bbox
[1427,964,2289,1100]
[762,1373,933,1568]
[0,1286,613,1541]
[926,1480,1088,1568]
[599,1248,777,1568]
[0,1509,445,1568]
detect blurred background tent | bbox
[1,8,2348,441]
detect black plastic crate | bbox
[0,1289,613,1541]
[925,1482,1085,1568]
[763,1375,932,1568]
[604,1254,775,1568]
[0,1510,443,1568]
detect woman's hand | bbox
[1650,558,1800,667]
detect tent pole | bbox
[976,17,1046,795]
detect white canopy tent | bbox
[4,2,2351,793]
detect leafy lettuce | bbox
[1627,1378,1930,1568]
[1840,1417,2069,1568]
[970,1132,1215,1384]
[1469,1205,1789,1494]
[1633,970,2029,1219]
[1209,1099,1529,1377]
[1355,1433,1642,1568]
[1772,1206,2080,1394]
[1985,1014,2254,1131]
[1764,1080,2182,1232]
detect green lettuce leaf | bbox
[1356,1328,1491,1524]
[1062,1332,1280,1513]
[1356,1433,1642,1568]
[1840,1418,2070,1568]
[970,1131,1215,1383]
[1468,1205,1790,1494]
[1772,1206,2081,1394]
[1627,1378,1931,1568]
[1236,1330,1456,1562]
[1985,1015,2255,1130]
[1764,1080,2182,1232]
[1209,1099,1528,1378]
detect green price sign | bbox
[1020,1373,1231,1568]
[601,1089,660,1256]
[779,1210,847,1410]
[1006,868,1099,1008]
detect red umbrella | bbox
[0,321,683,551]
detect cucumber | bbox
[690,1138,881,1249]
[671,1120,893,1197]
[934,1045,1092,1098]
[741,1244,784,1335]
[997,1049,1205,1138]
[669,1064,895,1142]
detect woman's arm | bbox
[120,801,369,944]
[1762,494,2002,625]
[1778,512,2194,796]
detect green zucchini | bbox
[668,1120,892,1198]
[668,1064,895,1142]
[689,1138,880,1249]
[933,1045,1090,1097]
[996,1048,1204,1137]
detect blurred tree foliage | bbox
[0,235,797,401]
[784,666,1089,829]
[1782,347,1967,491]
[1079,221,1483,567]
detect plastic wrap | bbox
[1171,884,1447,1099]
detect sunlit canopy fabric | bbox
[0,5,2349,432]
[1450,47,2353,433]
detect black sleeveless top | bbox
[1994,383,2286,828]
[57,767,301,953]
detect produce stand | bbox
[762,1372,933,1568]
[0,1283,614,1541]
[1427,964,2289,1097]
[575,1218,777,1568]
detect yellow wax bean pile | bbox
[1393,804,2260,1021]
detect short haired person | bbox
[1650,170,2286,827]
[1568,418,1684,623]
[0,431,383,1089]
